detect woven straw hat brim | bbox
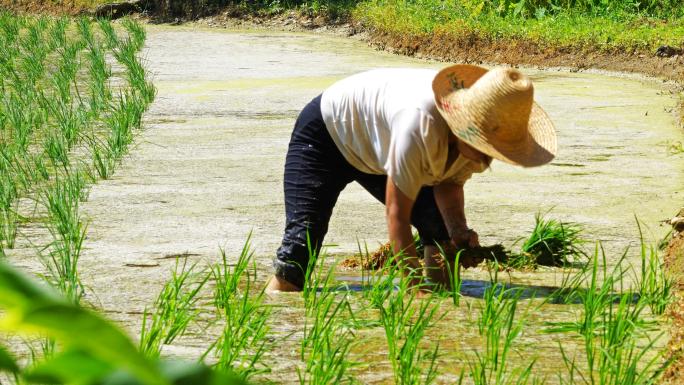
[443,94,556,167]
[433,65,557,167]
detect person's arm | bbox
[385,178,423,285]
[433,182,479,248]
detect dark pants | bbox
[273,95,450,288]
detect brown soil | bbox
[0,0,92,15]
[663,219,684,383]
[366,29,684,83]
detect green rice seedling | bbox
[515,213,585,267]
[203,239,272,380]
[32,154,50,182]
[545,246,631,337]
[559,291,667,385]
[298,288,355,385]
[92,141,116,179]
[86,40,113,115]
[40,173,89,304]
[77,17,95,47]
[2,94,28,152]
[369,261,441,385]
[122,18,147,52]
[48,17,69,51]
[298,246,356,385]
[114,40,156,105]
[468,284,535,385]
[98,18,120,49]
[634,222,674,316]
[106,92,139,159]
[0,150,19,250]
[139,257,209,358]
[438,246,463,306]
[44,131,70,170]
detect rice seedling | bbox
[298,247,356,385]
[634,222,674,316]
[113,31,157,105]
[48,17,69,51]
[77,16,95,47]
[98,18,120,49]
[0,260,246,385]
[510,213,585,268]
[85,39,113,116]
[40,172,90,304]
[203,239,272,380]
[122,17,147,52]
[139,257,209,358]
[558,290,668,385]
[0,152,19,250]
[43,131,71,171]
[298,288,355,385]
[367,260,441,385]
[545,246,632,336]
[434,245,464,306]
[92,140,116,179]
[541,241,670,384]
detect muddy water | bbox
[72,26,683,382]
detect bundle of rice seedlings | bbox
[516,213,585,268]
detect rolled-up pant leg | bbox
[274,95,354,288]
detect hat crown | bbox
[432,64,556,167]
[461,68,534,142]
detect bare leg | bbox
[266,275,302,292]
[423,245,446,287]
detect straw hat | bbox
[433,64,557,167]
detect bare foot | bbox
[265,275,302,292]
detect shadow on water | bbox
[332,275,640,304]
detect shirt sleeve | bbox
[385,108,445,200]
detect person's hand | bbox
[452,228,479,248]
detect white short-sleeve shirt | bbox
[320,68,486,200]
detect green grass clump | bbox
[354,0,684,54]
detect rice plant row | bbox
[0,12,156,307]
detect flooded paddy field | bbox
[7,24,683,383]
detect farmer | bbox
[268,64,557,292]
